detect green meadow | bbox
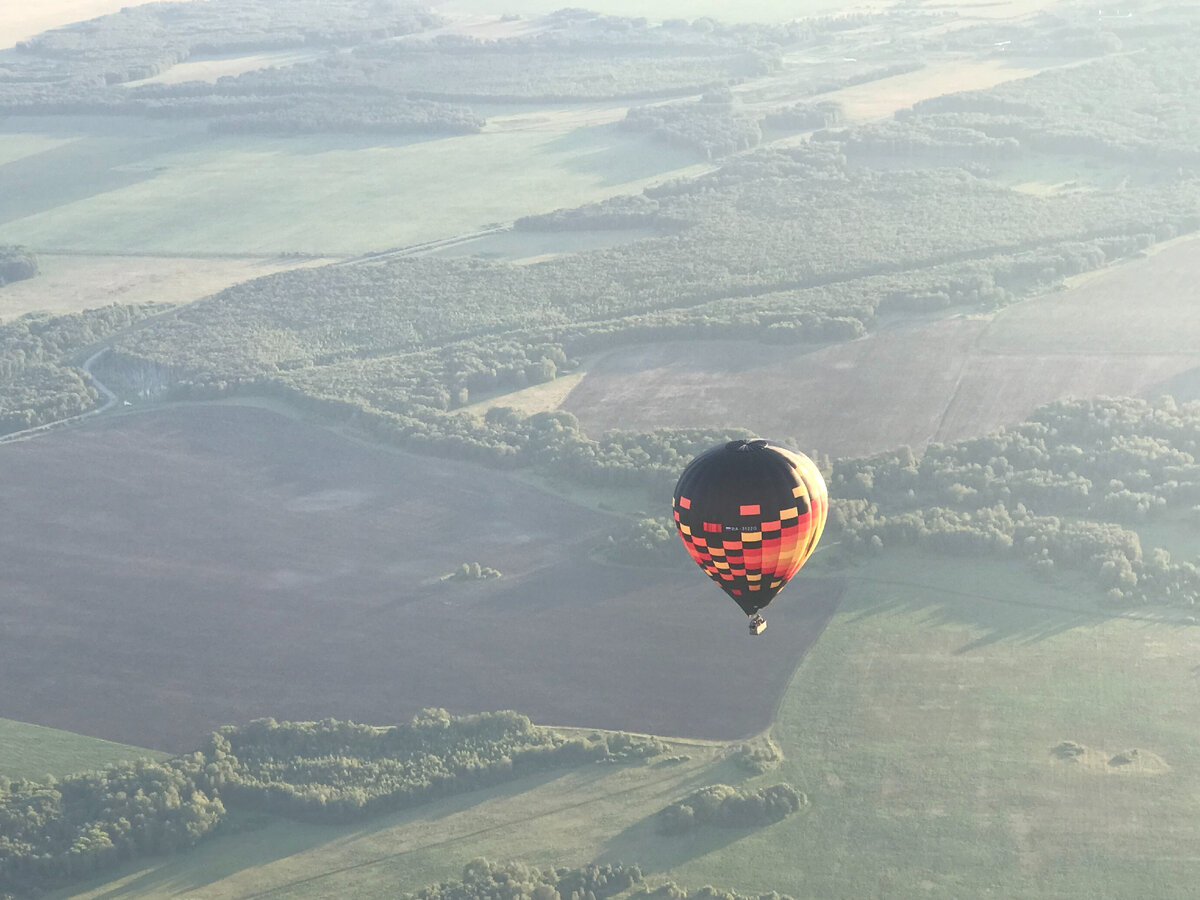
[0,718,166,781]
[0,120,703,256]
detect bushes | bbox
[208,711,664,821]
[657,783,805,834]
[0,246,38,286]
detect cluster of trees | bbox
[761,100,842,132]
[657,783,805,834]
[210,710,665,822]
[0,303,164,436]
[449,561,502,580]
[0,246,37,287]
[208,97,483,136]
[410,859,644,900]
[0,755,230,897]
[249,40,774,105]
[732,739,784,774]
[814,117,1021,163]
[603,517,692,568]
[830,397,1200,606]
[623,92,763,160]
[0,710,665,896]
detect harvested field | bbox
[829,58,1049,124]
[0,253,336,320]
[563,321,989,459]
[122,49,324,87]
[982,236,1200,356]
[0,405,839,751]
[564,238,1200,457]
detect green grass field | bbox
[43,550,1200,900]
[0,133,77,167]
[0,121,702,255]
[61,743,731,900]
[0,718,166,781]
[663,554,1200,899]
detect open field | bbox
[0,404,839,752]
[0,253,336,321]
[826,57,1051,124]
[61,741,732,900]
[50,552,1200,900]
[563,325,985,458]
[0,133,77,167]
[0,120,702,255]
[659,554,1200,900]
[982,236,1200,356]
[123,49,325,86]
[0,718,165,780]
[561,238,1200,457]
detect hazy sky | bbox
[0,1,162,49]
[1,0,881,49]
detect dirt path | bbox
[0,347,118,444]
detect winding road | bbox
[0,346,118,444]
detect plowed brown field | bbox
[0,406,839,751]
[563,238,1200,458]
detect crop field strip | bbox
[563,234,1200,458]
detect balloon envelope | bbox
[672,439,828,617]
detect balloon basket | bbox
[748,614,767,635]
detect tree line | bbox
[0,710,665,897]
[409,856,804,900]
[830,397,1200,607]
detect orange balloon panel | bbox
[673,440,827,617]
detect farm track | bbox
[0,347,117,444]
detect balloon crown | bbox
[727,439,769,452]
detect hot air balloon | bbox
[672,439,828,635]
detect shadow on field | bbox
[843,570,1116,654]
[594,754,772,873]
[80,768,570,900]
[545,124,699,186]
[0,122,203,226]
[596,816,761,875]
